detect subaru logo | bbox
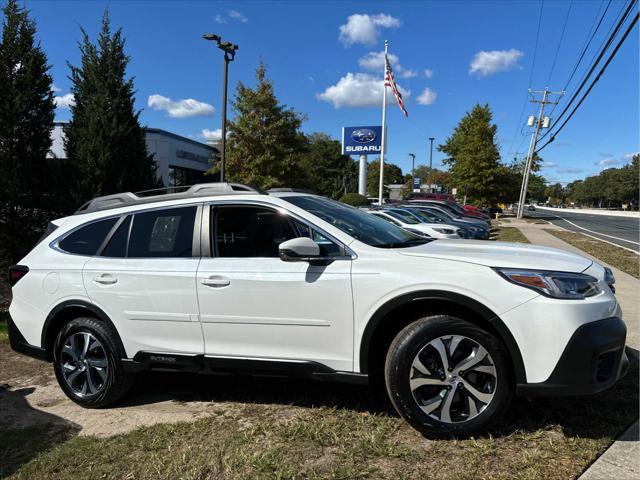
[351,129,376,143]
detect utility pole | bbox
[409,153,416,193]
[427,137,435,193]
[516,88,563,219]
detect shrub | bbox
[339,193,369,207]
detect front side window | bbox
[128,207,196,258]
[58,217,118,255]
[214,206,298,258]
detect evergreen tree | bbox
[64,11,157,205]
[300,133,358,198]
[439,104,502,205]
[221,62,308,189]
[0,0,55,261]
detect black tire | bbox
[385,315,512,437]
[53,317,135,408]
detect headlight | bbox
[495,268,601,299]
[434,228,455,234]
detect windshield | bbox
[384,209,420,224]
[427,203,462,219]
[418,207,453,222]
[283,196,431,248]
[402,208,439,223]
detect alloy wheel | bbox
[60,332,108,397]
[409,335,497,423]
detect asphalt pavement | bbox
[525,208,639,252]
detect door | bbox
[196,204,354,372]
[83,205,204,357]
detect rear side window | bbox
[58,218,118,255]
[101,215,131,258]
[128,207,196,258]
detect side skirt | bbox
[122,351,370,385]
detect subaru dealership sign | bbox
[341,126,384,155]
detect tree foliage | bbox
[223,62,308,189]
[439,104,503,205]
[64,11,157,206]
[366,158,403,197]
[564,155,639,208]
[300,133,357,198]
[0,0,55,261]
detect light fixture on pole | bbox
[203,33,239,182]
[427,137,435,193]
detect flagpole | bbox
[378,39,389,206]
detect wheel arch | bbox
[41,300,125,361]
[359,290,527,384]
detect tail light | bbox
[8,265,29,287]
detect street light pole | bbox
[427,137,435,193]
[409,153,415,193]
[203,34,238,183]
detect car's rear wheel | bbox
[385,315,512,437]
[53,317,135,407]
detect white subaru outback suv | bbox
[8,183,628,437]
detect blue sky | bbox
[26,0,639,184]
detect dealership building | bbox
[49,122,220,187]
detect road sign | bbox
[341,126,383,155]
[413,177,421,190]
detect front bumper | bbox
[7,314,48,361]
[516,316,628,396]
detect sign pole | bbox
[358,154,367,196]
[378,40,389,206]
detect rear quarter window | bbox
[58,217,118,255]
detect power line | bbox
[536,11,639,153]
[546,0,574,86]
[537,0,637,145]
[546,0,611,120]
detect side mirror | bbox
[279,237,341,266]
[279,237,320,262]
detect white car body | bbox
[367,210,462,240]
[8,185,628,432]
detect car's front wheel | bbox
[385,314,512,437]
[53,317,135,407]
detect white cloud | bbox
[416,87,437,105]
[542,162,558,168]
[624,152,639,160]
[596,158,620,166]
[148,94,214,118]
[469,49,524,77]
[424,69,434,78]
[358,51,416,78]
[317,72,410,108]
[201,129,222,141]
[52,84,62,92]
[338,13,401,47]
[214,14,226,24]
[54,93,75,109]
[228,9,248,23]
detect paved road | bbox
[525,209,639,251]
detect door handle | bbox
[93,274,118,285]
[201,276,231,288]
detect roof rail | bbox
[266,188,315,194]
[74,182,265,215]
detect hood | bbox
[399,240,593,272]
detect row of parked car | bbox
[362,199,492,240]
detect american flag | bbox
[385,54,408,117]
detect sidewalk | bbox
[509,220,639,480]
[537,206,640,218]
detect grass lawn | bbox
[545,230,639,279]
[2,350,637,480]
[0,312,8,343]
[493,225,530,243]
